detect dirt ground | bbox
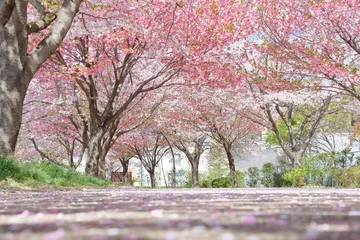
[1,187,360,240]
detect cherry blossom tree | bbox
[226,26,337,168]
[199,100,260,187]
[169,86,261,187]
[21,0,252,178]
[254,0,360,102]
[175,135,207,188]
[151,87,211,188]
[130,131,169,188]
[0,0,83,156]
[108,142,135,183]
[17,78,85,168]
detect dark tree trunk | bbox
[121,161,129,183]
[149,170,156,188]
[223,143,238,187]
[190,161,200,188]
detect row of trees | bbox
[1,1,359,188]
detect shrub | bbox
[261,163,275,187]
[0,156,21,180]
[200,178,211,188]
[282,167,309,187]
[212,177,232,188]
[226,171,245,188]
[247,167,260,187]
[302,153,335,186]
[332,166,360,187]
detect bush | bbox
[302,153,335,186]
[226,171,245,188]
[212,177,232,188]
[0,156,22,180]
[332,166,360,187]
[261,163,275,187]
[282,167,309,187]
[200,178,211,188]
[247,167,260,187]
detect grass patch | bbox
[0,156,112,188]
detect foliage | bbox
[332,166,360,188]
[335,147,358,169]
[201,170,245,188]
[264,113,305,146]
[212,177,233,188]
[281,167,309,187]
[0,156,23,181]
[226,171,245,188]
[0,157,111,188]
[261,162,275,187]
[247,167,260,187]
[200,178,211,188]
[302,152,335,186]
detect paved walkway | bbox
[1,188,360,239]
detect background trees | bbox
[7,0,360,188]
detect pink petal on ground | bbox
[43,228,65,240]
[151,209,164,218]
[240,215,257,225]
[17,210,30,218]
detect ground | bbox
[0,188,360,240]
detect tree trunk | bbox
[172,155,176,188]
[149,170,156,188]
[223,144,238,187]
[190,161,200,188]
[85,132,104,178]
[121,162,129,183]
[161,133,176,188]
[290,148,303,168]
[98,153,107,179]
[0,0,83,156]
[0,28,28,155]
[0,78,27,155]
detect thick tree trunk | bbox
[149,170,156,188]
[0,78,27,155]
[223,144,238,187]
[190,161,200,188]
[0,27,28,155]
[0,0,83,156]
[98,153,107,179]
[85,132,105,178]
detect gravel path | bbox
[1,187,360,240]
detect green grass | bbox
[0,156,112,188]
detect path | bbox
[1,188,360,239]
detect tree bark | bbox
[0,72,27,154]
[120,160,129,183]
[0,0,83,156]
[85,131,104,178]
[223,143,238,187]
[161,132,176,187]
[190,160,200,188]
[149,170,156,188]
